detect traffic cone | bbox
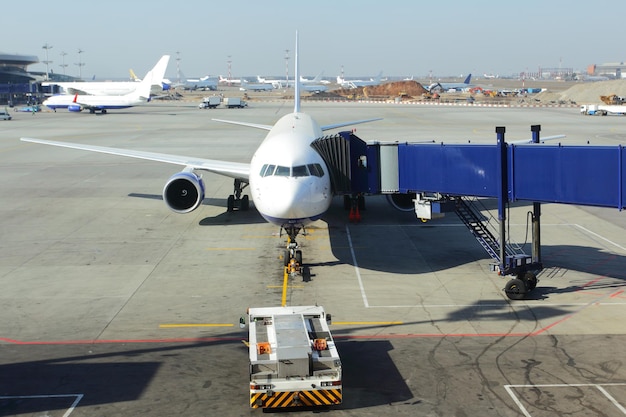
[349,206,355,222]
[354,206,361,223]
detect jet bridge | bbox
[313,126,626,299]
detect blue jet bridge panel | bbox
[389,142,625,209]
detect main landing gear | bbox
[227,179,249,212]
[282,225,304,276]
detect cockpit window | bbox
[259,163,325,178]
[308,163,324,177]
[292,165,309,177]
[275,165,290,176]
[260,164,276,177]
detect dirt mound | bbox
[535,79,626,105]
[331,80,428,100]
[363,80,428,98]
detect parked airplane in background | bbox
[42,69,154,113]
[23,33,380,266]
[240,79,273,92]
[300,72,329,84]
[337,71,383,89]
[42,55,170,96]
[428,74,473,92]
[174,71,218,91]
[257,76,292,89]
[219,75,242,85]
[301,83,327,93]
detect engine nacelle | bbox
[386,193,417,212]
[68,104,82,112]
[163,171,205,214]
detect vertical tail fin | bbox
[294,31,301,114]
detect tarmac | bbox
[1,99,626,416]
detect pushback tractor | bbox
[247,306,342,409]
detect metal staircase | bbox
[454,197,531,266]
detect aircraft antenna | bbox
[294,32,301,113]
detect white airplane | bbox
[21,33,380,265]
[42,55,170,96]
[427,74,473,92]
[219,75,242,85]
[257,76,291,89]
[173,71,218,91]
[42,69,154,114]
[240,79,274,92]
[337,71,383,89]
[301,71,329,84]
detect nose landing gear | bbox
[282,225,304,276]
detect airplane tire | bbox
[504,278,527,300]
[284,250,290,267]
[241,195,250,211]
[227,195,235,212]
[295,250,302,265]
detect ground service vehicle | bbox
[198,95,221,109]
[248,305,342,409]
[580,104,626,116]
[0,111,12,120]
[223,97,247,108]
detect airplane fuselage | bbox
[249,112,331,228]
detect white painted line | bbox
[573,224,626,253]
[0,394,84,417]
[503,385,532,417]
[596,385,626,415]
[346,225,369,308]
[504,384,626,416]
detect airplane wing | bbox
[320,118,382,131]
[212,117,383,132]
[20,138,250,181]
[212,119,273,131]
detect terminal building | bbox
[0,52,78,105]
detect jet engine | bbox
[163,171,205,214]
[68,104,82,112]
[386,192,416,212]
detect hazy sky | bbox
[5,0,624,80]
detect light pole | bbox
[42,43,53,80]
[285,49,289,88]
[227,55,232,85]
[59,51,68,75]
[75,49,85,79]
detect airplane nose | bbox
[256,179,320,220]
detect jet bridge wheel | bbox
[504,278,527,300]
[518,271,537,291]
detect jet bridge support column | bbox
[496,127,507,275]
[530,125,542,266]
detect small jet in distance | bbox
[240,79,274,92]
[427,74,473,92]
[337,71,384,89]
